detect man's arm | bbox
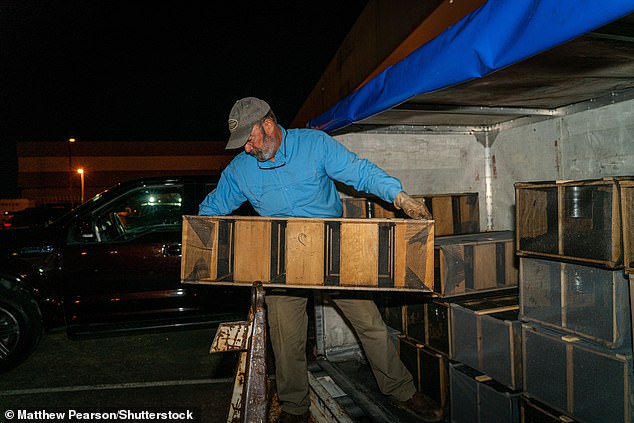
[321,134,432,219]
[199,170,248,216]
[321,134,401,202]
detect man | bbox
[199,97,444,423]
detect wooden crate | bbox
[520,257,631,350]
[404,302,426,346]
[398,336,449,408]
[341,196,396,219]
[377,303,406,333]
[425,300,452,356]
[515,177,632,269]
[434,231,518,297]
[450,295,522,390]
[621,180,634,274]
[375,292,408,333]
[522,323,633,423]
[181,215,434,291]
[341,192,479,236]
[520,397,579,423]
[450,363,521,423]
[404,299,452,357]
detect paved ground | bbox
[0,324,446,423]
[0,326,240,423]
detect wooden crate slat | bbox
[233,220,271,282]
[620,181,634,274]
[286,221,324,285]
[516,188,549,240]
[505,241,519,287]
[341,198,368,219]
[611,183,622,265]
[181,216,218,281]
[373,202,398,219]
[395,221,434,290]
[458,194,480,234]
[474,243,498,290]
[430,196,453,236]
[437,244,466,295]
[340,222,379,286]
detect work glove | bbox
[393,192,432,220]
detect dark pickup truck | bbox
[0,176,252,372]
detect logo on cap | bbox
[228,119,238,133]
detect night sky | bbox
[0,1,368,196]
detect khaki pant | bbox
[266,293,416,415]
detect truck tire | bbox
[0,286,43,372]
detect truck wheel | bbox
[0,287,43,372]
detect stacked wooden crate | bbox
[371,290,453,409]
[515,177,633,423]
[395,296,453,409]
[412,230,520,421]
[447,294,524,422]
[345,194,462,410]
[342,192,519,298]
[346,192,524,420]
[399,334,451,409]
[392,291,525,422]
[394,292,524,421]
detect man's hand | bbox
[393,192,432,220]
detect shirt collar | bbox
[257,126,288,169]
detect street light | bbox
[68,138,76,205]
[77,168,85,204]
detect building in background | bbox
[15,140,233,206]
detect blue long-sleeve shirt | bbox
[199,126,403,218]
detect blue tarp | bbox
[308,0,634,133]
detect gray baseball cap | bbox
[226,97,271,149]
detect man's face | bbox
[244,122,276,162]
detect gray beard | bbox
[252,134,276,161]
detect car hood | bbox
[0,226,61,259]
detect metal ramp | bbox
[210,283,418,422]
[211,283,268,423]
